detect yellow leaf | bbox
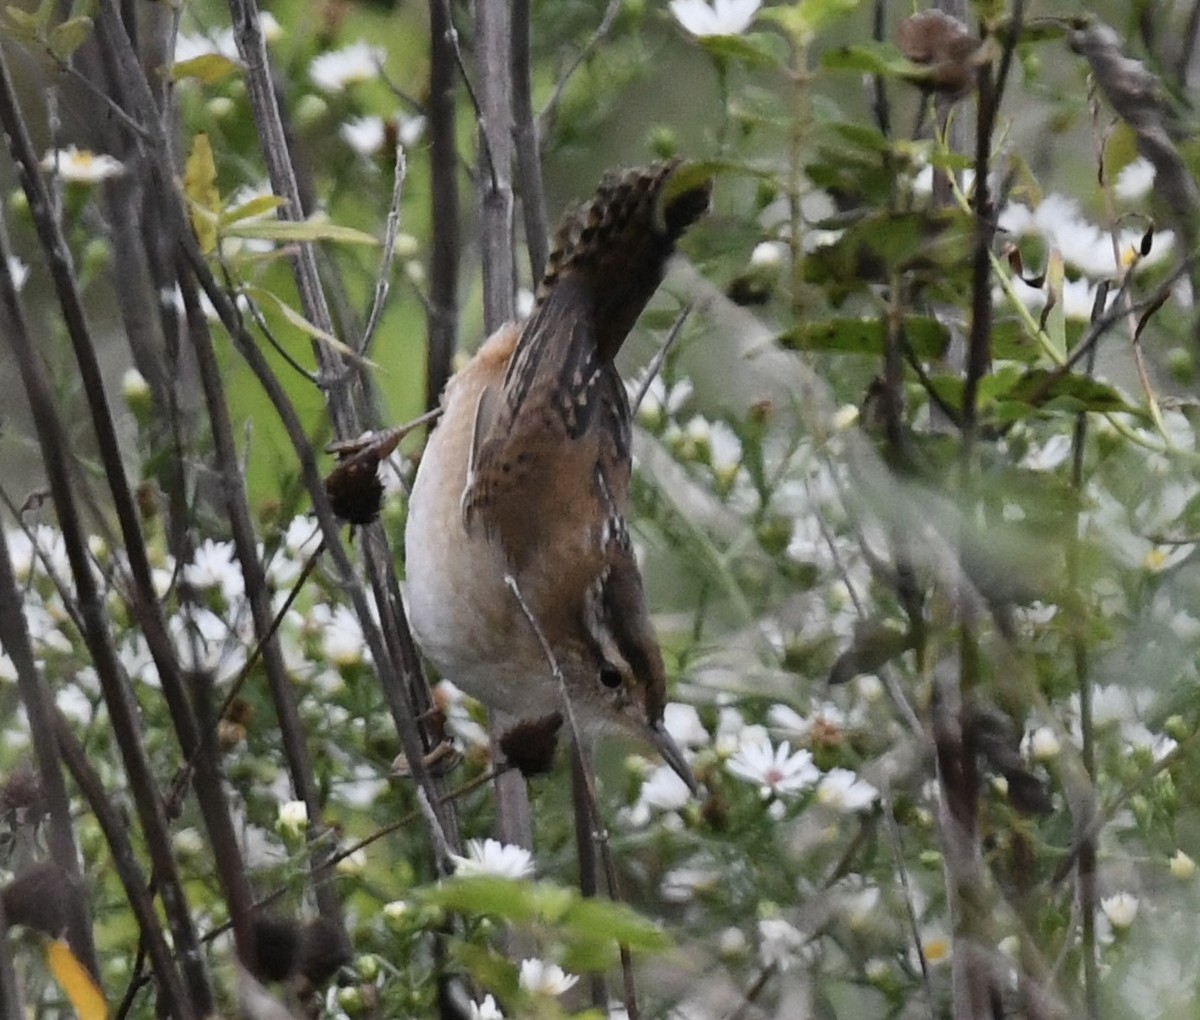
[171,53,241,85]
[183,133,220,254]
[46,939,107,1020]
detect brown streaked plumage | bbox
[404,161,710,790]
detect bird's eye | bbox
[599,664,622,689]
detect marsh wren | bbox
[404,161,710,791]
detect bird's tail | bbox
[536,160,712,362]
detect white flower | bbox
[341,115,386,155]
[838,884,880,928]
[336,848,367,875]
[122,367,150,404]
[184,538,245,605]
[174,28,237,62]
[340,114,424,156]
[322,605,366,667]
[719,927,748,958]
[382,899,409,921]
[663,703,708,747]
[173,827,204,857]
[757,917,805,971]
[277,799,308,838]
[1000,194,1173,277]
[661,864,717,903]
[709,420,742,476]
[1114,157,1155,201]
[817,768,879,812]
[832,403,860,430]
[1169,849,1195,880]
[727,738,818,799]
[451,838,534,879]
[1101,892,1139,929]
[310,41,385,91]
[749,240,787,268]
[7,257,28,292]
[638,765,693,813]
[469,995,504,1020]
[518,959,578,996]
[1020,433,1073,473]
[1026,726,1061,761]
[670,0,760,37]
[40,146,124,183]
[921,932,951,966]
[864,958,890,981]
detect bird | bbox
[404,160,711,792]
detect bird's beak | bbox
[650,723,700,796]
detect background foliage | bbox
[2,0,1200,1018]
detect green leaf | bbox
[223,216,378,246]
[243,285,364,361]
[184,133,220,255]
[449,943,519,1000]
[423,876,543,923]
[761,0,864,41]
[561,898,671,952]
[998,370,1139,415]
[777,316,950,359]
[221,194,285,227]
[821,41,925,79]
[1042,248,1067,361]
[697,32,787,69]
[47,16,92,59]
[171,53,241,85]
[828,619,914,686]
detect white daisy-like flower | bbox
[40,146,124,183]
[322,604,366,667]
[639,764,694,813]
[1000,194,1173,277]
[1170,850,1195,880]
[921,931,952,966]
[1101,892,1139,929]
[663,702,709,747]
[310,41,385,91]
[431,679,490,749]
[174,28,237,63]
[727,738,818,799]
[632,374,693,425]
[518,958,578,996]
[382,899,409,921]
[749,239,787,269]
[7,257,29,292]
[336,847,367,875]
[1025,725,1061,761]
[277,799,308,838]
[838,884,880,928]
[709,420,742,476]
[1008,273,1114,322]
[340,114,427,156]
[661,863,718,903]
[1020,433,1073,473]
[757,917,805,971]
[670,0,761,37]
[184,538,244,603]
[816,768,879,812]
[340,115,386,155]
[1114,157,1155,201]
[122,367,150,404]
[469,995,504,1020]
[451,838,534,879]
